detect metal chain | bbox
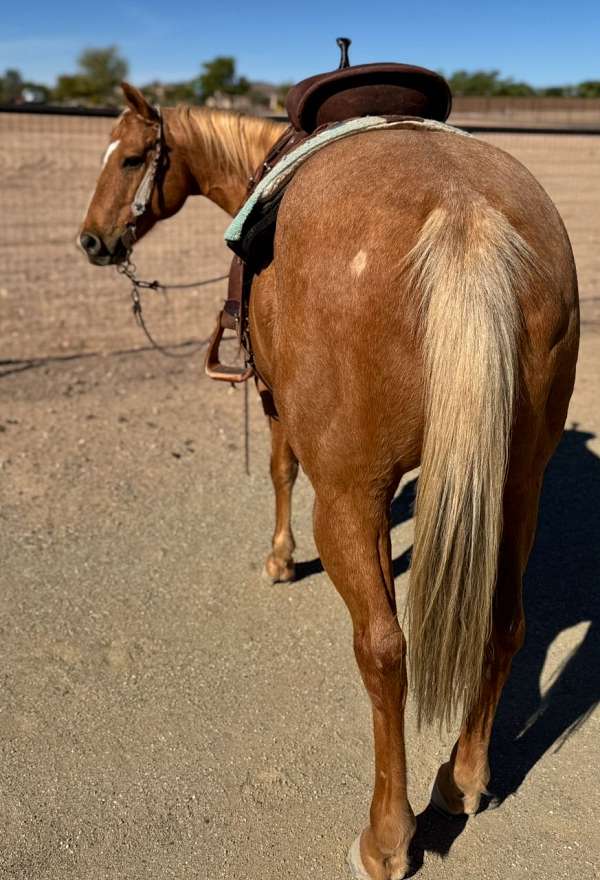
[117,257,229,292]
[116,257,229,358]
[116,257,251,473]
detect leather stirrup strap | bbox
[204,257,253,383]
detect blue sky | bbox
[2,0,599,88]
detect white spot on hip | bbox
[351,249,367,277]
[102,138,120,168]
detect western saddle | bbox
[205,38,452,408]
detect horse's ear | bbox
[121,82,158,121]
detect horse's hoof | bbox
[430,780,483,817]
[347,835,371,880]
[263,553,295,583]
[347,834,409,880]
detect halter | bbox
[122,105,165,251]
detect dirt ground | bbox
[1,331,599,880]
[1,119,599,879]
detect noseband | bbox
[123,105,165,251]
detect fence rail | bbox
[2,101,600,135]
[1,109,599,363]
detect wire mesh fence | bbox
[477,130,600,331]
[1,111,599,363]
[1,111,231,362]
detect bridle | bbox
[114,106,230,358]
[121,105,165,252]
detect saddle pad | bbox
[224,115,470,251]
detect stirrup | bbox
[204,310,253,383]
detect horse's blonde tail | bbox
[406,199,533,729]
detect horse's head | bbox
[79,83,196,265]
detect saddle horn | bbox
[336,37,351,69]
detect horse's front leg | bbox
[264,417,299,583]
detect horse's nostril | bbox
[80,232,102,255]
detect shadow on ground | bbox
[294,429,600,864]
[488,426,600,801]
[413,427,600,865]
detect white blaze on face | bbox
[102,139,120,168]
[351,249,368,277]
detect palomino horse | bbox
[80,83,579,879]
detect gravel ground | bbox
[1,323,599,879]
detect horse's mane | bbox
[171,106,286,179]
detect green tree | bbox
[52,46,128,105]
[448,69,502,96]
[197,56,250,101]
[78,46,128,98]
[0,68,24,103]
[540,85,571,97]
[53,74,95,103]
[276,81,293,110]
[577,80,600,97]
[448,69,535,97]
[494,79,536,97]
[163,81,200,104]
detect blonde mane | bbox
[171,105,286,181]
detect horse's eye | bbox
[122,155,144,169]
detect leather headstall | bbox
[122,105,165,252]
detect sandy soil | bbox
[1,331,599,880]
[1,115,599,880]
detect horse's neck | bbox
[167,108,286,215]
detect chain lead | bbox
[115,256,228,359]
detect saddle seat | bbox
[286,62,452,133]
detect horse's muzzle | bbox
[79,230,128,266]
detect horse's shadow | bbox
[487,426,600,800]
[412,427,600,863]
[295,428,600,863]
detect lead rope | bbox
[116,257,252,473]
[117,257,228,358]
[244,378,250,476]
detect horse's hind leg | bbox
[313,486,415,880]
[264,418,299,583]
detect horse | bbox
[79,82,579,879]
